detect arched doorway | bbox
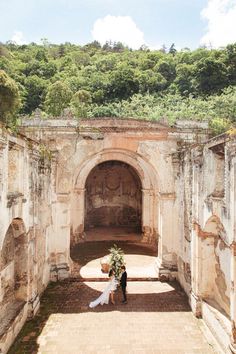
[0,218,28,312]
[84,161,142,234]
[70,150,159,279]
[72,148,159,244]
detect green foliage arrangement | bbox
[0,40,236,133]
[109,244,125,279]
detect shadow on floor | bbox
[70,240,157,265]
[8,280,190,354]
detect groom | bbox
[120,265,127,304]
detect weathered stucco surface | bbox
[0,124,53,353]
[0,114,235,353]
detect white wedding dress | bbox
[89,276,117,308]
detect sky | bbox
[0,0,236,50]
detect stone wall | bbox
[0,124,52,354]
[0,113,234,353]
[176,134,236,353]
[19,116,210,278]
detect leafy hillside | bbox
[0,41,236,133]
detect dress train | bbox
[89,277,117,308]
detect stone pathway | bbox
[9,280,219,354]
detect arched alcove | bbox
[71,148,159,244]
[201,215,230,317]
[84,160,142,232]
[0,218,28,311]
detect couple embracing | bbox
[89,265,127,308]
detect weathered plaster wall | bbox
[0,124,53,354]
[175,148,192,294]
[20,116,209,279]
[19,114,236,352]
[178,135,236,353]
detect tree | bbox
[193,57,228,95]
[225,43,236,84]
[0,41,235,134]
[44,81,72,116]
[22,75,47,114]
[108,64,139,100]
[160,44,167,53]
[174,63,195,95]
[0,70,20,124]
[154,58,176,83]
[136,70,167,93]
[70,89,91,117]
[169,43,177,56]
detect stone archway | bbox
[71,149,159,244]
[84,160,142,232]
[0,218,28,312]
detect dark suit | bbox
[120,271,127,302]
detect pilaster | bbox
[230,243,236,352]
[71,188,86,243]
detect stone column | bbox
[71,188,86,243]
[141,188,154,242]
[155,193,177,280]
[156,194,163,273]
[51,150,59,193]
[153,191,159,241]
[0,137,7,195]
[230,243,236,352]
[190,224,202,317]
[230,157,236,352]
[190,147,203,317]
[49,192,71,281]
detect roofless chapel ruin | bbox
[0,112,235,353]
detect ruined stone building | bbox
[0,114,235,353]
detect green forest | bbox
[0,40,236,134]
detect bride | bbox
[89,269,117,308]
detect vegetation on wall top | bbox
[0,40,236,134]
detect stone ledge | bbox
[0,300,26,338]
[202,300,231,353]
[0,301,28,354]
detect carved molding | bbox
[57,193,70,203]
[74,188,86,195]
[8,140,24,151]
[159,192,176,200]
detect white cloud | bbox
[200,0,236,47]
[11,31,26,44]
[91,15,145,49]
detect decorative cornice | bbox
[159,192,176,200]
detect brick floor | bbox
[9,280,218,354]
